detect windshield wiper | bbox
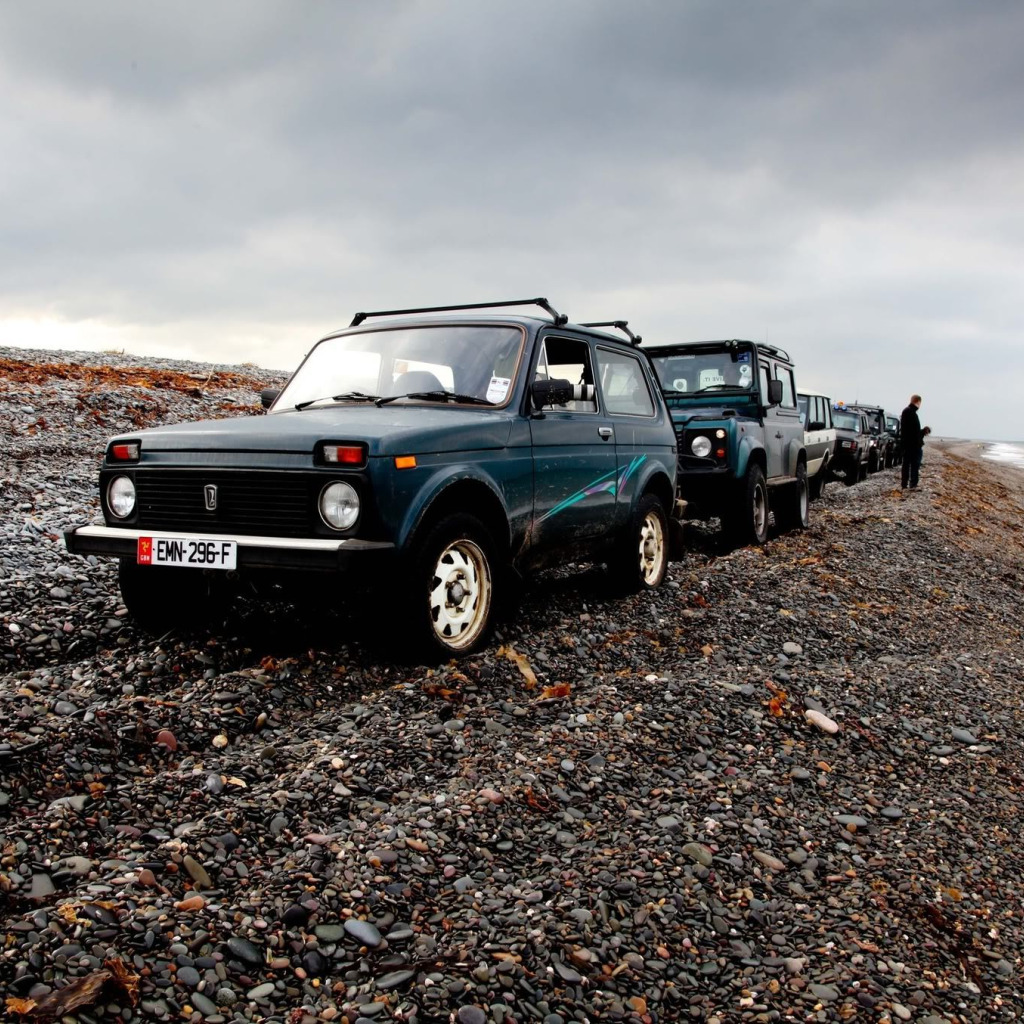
[375,390,494,407]
[691,384,751,394]
[294,392,382,410]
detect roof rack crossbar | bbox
[580,320,643,346]
[349,297,568,328]
[757,342,791,362]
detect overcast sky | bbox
[2,1,1023,440]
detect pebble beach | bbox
[2,345,1023,1024]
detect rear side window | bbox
[596,348,655,416]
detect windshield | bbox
[648,346,756,394]
[833,411,861,430]
[274,325,525,411]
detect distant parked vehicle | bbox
[848,404,890,472]
[797,390,836,499]
[831,405,871,485]
[885,414,902,466]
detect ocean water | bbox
[983,442,1024,470]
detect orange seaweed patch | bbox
[0,357,270,394]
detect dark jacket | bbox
[900,403,923,450]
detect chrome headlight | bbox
[107,476,136,519]
[319,481,359,530]
[691,435,713,458]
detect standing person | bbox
[900,394,926,489]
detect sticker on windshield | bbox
[486,376,511,403]
[736,351,750,362]
[699,369,725,388]
[672,378,688,391]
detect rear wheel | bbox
[808,460,828,500]
[610,493,668,592]
[118,560,224,634]
[406,513,496,659]
[725,463,769,546]
[777,462,810,532]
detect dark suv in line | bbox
[64,299,680,659]
[645,339,809,546]
[848,404,890,473]
[831,405,872,484]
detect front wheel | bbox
[407,513,496,659]
[724,464,769,547]
[609,493,669,592]
[777,462,810,532]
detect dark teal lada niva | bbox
[64,299,679,657]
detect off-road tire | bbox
[808,460,828,500]
[724,463,769,546]
[609,493,669,592]
[406,513,497,659]
[777,462,810,532]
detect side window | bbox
[774,363,796,408]
[825,403,833,428]
[758,363,772,405]
[596,348,655,416]
[814,396,825,426]
[534,336,597,413]
[798,395,809,426]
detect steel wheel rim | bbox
[638,510,666,585]
[753,482,767,537]
[428,538,491,650]
[799,476,809,522]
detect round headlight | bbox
[107,476,136,519]
[319,481,359,530]
[691,435,713,458]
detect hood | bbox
[664,396,760,426]
[121,406,516,457]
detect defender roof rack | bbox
[756,342,791,362]
[349,297,568,328]
[580,320,643,346]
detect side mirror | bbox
[531,378,595,409]
[808,420,825,431]
[261,388,281,410]
[767,379,784,406]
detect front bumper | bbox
[64,524,394,571]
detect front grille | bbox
[135,470,318,536]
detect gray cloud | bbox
[1,1,1023,439]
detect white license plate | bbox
[137,536,237,570]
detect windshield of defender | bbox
[648,344,757,395]
[833,411,862,431]
[274,324,526,411]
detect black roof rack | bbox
[349,297,568,328]
[756,342,791,362]
[580,320,643,346]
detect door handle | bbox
[598,427,614,440]
[775,432,784,439]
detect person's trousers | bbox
[901,446,923,488]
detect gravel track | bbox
[2,345,1023,1024]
